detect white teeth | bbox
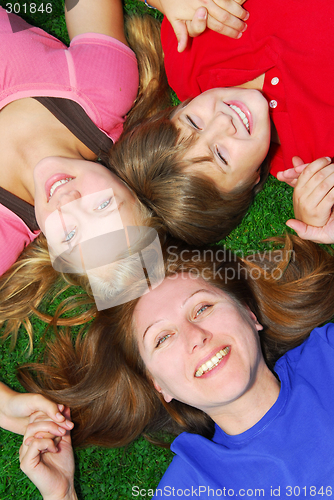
[195,346,230,377]
[49,178,73,199]
[229,104,250,132]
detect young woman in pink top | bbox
[0,0,247,276]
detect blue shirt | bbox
[153,325,334,498]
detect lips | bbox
[195,346,230,377]
[226,101,253,134]
[45,174,74,202]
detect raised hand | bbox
[292,156,334,227]
[153,0,249,52]
[286,156,334,244]
[19,409,78,500]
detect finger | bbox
[207,13,246,37]
[286,220,331,244]
[304,171,334,210]
[20,437,58,471]
[298,164,334,210]
[292,156,305,169]
[186,8,208,37]
[170,19,190,53]
[286,220,315,239]
[28,394,66,423]
[276,169,299,187]
[209,0,249,21]
[25,435,62,448]
[25,420,68,443]
[29,409,74,430]
[296,157,332,190]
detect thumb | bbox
[286,219,308,237]
[170,19,189,52]
[187,7,208,37]
[286,219,326,243]
[291,156,305,169]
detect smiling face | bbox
[33,157,138,270]
[134,273,274,422]
[171,88,271,191]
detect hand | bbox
[292,156,334,226]
[286,218,334,244]
[156,0,249,52]
[0,382,73,435]
[277,156,309,187]
[19,409,77,500]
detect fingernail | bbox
[325,156,332,162]
[241,23,247,33]
[237,32,243,39]
[56,412,64,420]
[244,11,250,20]
[198,8,207,19]
[58,427,66,434]
[66,420,74,429]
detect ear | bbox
[153,380,173,403]
[248,309,263,332]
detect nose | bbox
[183,322,212,353]
[56,189,81,208]
[207,112,237,137]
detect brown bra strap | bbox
[0,187,39,231]
[33,97,113,156]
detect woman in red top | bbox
[108,0,334,246]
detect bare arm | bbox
[65,0,128,45]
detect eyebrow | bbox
[142,288,219,340]
[176,117,229,173]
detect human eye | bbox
[194,304,213,319]
[186,115,201,130]
[215,146,228,166]
[96,197,113,211]
[63,227,76,243]
[155,332,172,348]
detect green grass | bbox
[0,1,295,498]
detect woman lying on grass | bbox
[17,234,334,499]
[108,0,334,245]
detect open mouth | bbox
[228,104,250,133]
[195,346,230,377]
[47,177,74,201]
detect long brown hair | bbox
[0,15,169,348]
[108,108,270,245]
[19,236,334,447]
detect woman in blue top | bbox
[18,235,334,499]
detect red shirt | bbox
[161,0,334,177]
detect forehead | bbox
[134,273,224,324]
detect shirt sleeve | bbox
[0,206,40,275]
[151,455,203,499]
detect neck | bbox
[0,98,96,204]
[209,364,280,436]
